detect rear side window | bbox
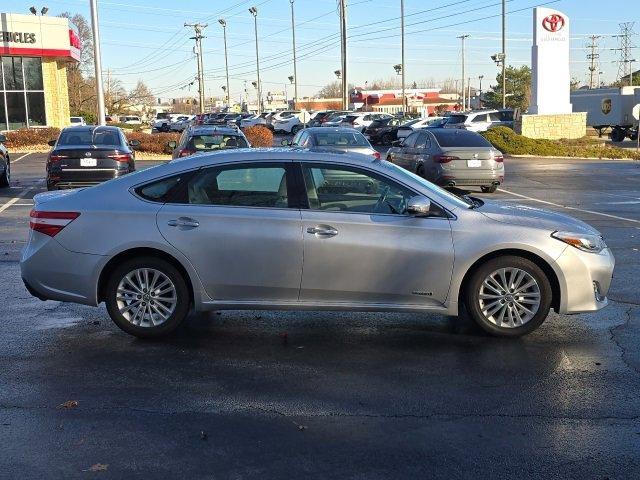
[431,130,492,148]
[446,115,467,125]
[472,114,488,123]
[136,174,184,203]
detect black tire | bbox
[0,158,9,188]
[381,133,393,145]
[610,128,626,142]
[462,255,552,337]
[105,256,191,338]
[480,185,497,193]
[291,124,301,134]
[46,181,58,191]
[416,164,425,178]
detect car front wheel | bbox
[105,257,190,338]
[463,256,552,337]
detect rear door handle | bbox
[167,217,200,229]
[307,225,338,237]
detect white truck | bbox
[571,86,640,142]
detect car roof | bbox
[304,127,364,134]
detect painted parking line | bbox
[0,187,33,214]
[11,153,31,163]
[497,188,640,225]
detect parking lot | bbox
[1,153,640,478]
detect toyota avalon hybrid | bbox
[22,149,614,339]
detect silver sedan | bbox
[21,149,614,338]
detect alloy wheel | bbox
[116,268,177,328]
[477,267,541,328]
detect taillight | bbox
[494,154,504,162]
[108,153,133,163]
[178,149,195,158]
[373,151,381,160]
[48,154,68,163]
[30,211,80,237]
[433,155,460,163]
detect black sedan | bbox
[363,117,407,145]
[46,126,139,190]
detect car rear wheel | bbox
[105,257,190,338]
[291,125,301,134]
[381,133,393,145]
[416,164,425,178]
[463,256,552,337]
[481,185,497,193]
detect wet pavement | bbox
[1,153,639,479]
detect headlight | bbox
[551,231,606,253]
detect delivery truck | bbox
[571,86,640,142]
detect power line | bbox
[611,22,636,86]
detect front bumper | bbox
[555,245,615,314]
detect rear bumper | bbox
[48,168,129,188]
[20,233,104,306]
[434,167,504,186]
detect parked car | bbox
[0,134,10,188]
[21,149,614,339]
[444,109,513,132]
[397,117,446,140]
[204,113,228,125]
[287,127,380,159]
[363,116,407,145]
[69,116,86,126]
[340,112,392,132]
[386,128,504,193]
[321,113,349,128]
[168,125,250,159]
[308,110,340,127]
[271,111,303,134]
[45,126,139,190]
[169,115,193,132]
[121,116,142,125]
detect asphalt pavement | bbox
[1,152,639,479]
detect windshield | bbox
[431,130,492,148]
[57,128,123,147]
[446,114,467,124]
[381,161,473,209]
[187,134,248,150]
[313,131,370,147]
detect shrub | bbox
[3,128,60,149]
[125,131,180,154]
[243,125,273,147]
[481,126,640,160]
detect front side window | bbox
[302,164,414,215]
[186,164,290,208]
[403,132,420,148]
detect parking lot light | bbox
[249,7,261,114]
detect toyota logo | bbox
[542,14,565,32]
[85,152,91,157]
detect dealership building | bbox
[1,12,80,131]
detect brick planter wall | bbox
[515,112,587,139]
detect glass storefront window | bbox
[1,56,45,130]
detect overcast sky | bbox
[9,0,640,101]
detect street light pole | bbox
[339,0,348,110]
[289,0,298,109]
[89,0,106,125]
[501,0,506,108]
[400,0,406,114]
[478,75,484,108]
[457,34,469,112]
[249,7,262,114]
[218,19,230,109]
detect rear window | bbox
[187,134,248,150]
[136,174,184,203]
[446,115,467,124]
[312,131,370,147]
[344,115,359,124]
[57,128,123,147]
[430,130,492,148]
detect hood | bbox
[478,200,599,235]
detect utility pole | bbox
[185,22,207,114]
[501,0,506,108]
[478,75,484,108]
[612,22,636,86]
[339,0,348,110]
[587,35,601,89]
[89,0,106,125]
[249,7,261,114]
[289,0,298,109]
[457,34,469,111]
[467,76,471,110]
[218,19,230,109]
[400,0,406,114]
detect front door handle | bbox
[167,217,200,229]
[307,225,338,237]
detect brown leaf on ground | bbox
[85,463,108,472]
[57,400,79,409]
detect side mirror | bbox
[281,139,291,146]
[406,196,432,217]
[47,139,57,147]
[167,140,177,149]
[0,134,6,143]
